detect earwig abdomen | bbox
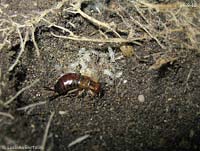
[54,73,80,95]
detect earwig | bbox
[44,73,101,100]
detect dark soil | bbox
[1,0,200,151]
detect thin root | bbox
[41,111,55,151]
[4,79,39,106]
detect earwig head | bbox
[94,83,101,94]
[89,81,101,94]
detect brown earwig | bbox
[44,73,101,100]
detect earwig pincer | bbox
[44,73,101,100]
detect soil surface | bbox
[1,0,200,151]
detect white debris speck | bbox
[91,50,99,55]
[68,47,123,85]
[68,134,90,148]
[103,69,114,78]
[55,64,62,70]
[123,80,127,84]
[168,98,172,101]
[58,111,67,115]
[68,62,79,70]
[115,71,123,78]
[189,129,194,138]
[138,94,145,103]
[79,59,88,70]
[82,52,91,62]
[55,134,59,138]
[33,2,37,6]
[100,135,103,140]
[108,47,115,62]
[78,48,86,54]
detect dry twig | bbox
[8,29,29,72]
[41,111,55,151]
[17,101,46,112]
[51,32,145,43]
[0,112,14,119]
[4,79,39,106]
[65,1,121,37]
[68,134,90,148]
[31,25,40,56]
[1,0,71,72]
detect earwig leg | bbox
[67,89,85,97]
[88,90,95,97]
[67,88,80,97]
[77,89,85,97]
[67,88,79,94]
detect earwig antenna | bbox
[48,94,60,101]
[43,86,55,91]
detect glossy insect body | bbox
[45,73,101,100]
[54,73,80,95]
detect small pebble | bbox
[168,98,172,101]
[123,80,127,84]
[33,2,37,6]
[115,71,123,78]
[59,111,67,115]
[120,45,134,57]
[189,129,194,138]
[138,94,145,103]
